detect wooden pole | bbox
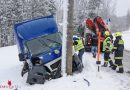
[66,0,74,75]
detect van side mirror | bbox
[18,53,25,61]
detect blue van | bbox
[14,15,82,84]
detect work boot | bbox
[109,65,113,68]
[94,54,96,58]
[102,62,108,67]
[117,68,124,73]
[109,60,114,66]
[92,53,95,58]
[112,65,117,70]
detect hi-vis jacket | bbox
[74,40,84,52]
[103,36,113,52]
[113,37,124,59]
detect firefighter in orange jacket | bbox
[112,32,124,73]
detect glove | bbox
[105,48,110,52]
[106,48,109,50]
[105,48,111,53]
[73,41,78,45]
[111,49,114,54]
[106,50,111,53]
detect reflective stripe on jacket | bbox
[114,57,123,59]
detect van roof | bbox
[14,15,58,40]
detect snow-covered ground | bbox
[0,45,130,90]
[122,29,130,51]
[0,28,130,90]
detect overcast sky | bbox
[116,0,130,17]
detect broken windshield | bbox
[26,32,62,56]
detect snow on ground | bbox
[0,45,130,90]
[122,29,130,51]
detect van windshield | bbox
[26,32,62,56]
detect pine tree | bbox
[0,0,57,47]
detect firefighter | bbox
[73,37,85,62]
[112,32,124,73]
[102,31,114,67]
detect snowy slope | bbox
[0,45,130,90]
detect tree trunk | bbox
[66,0,74,75]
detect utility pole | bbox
[66,0,74,75]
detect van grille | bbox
[50,60,61,70]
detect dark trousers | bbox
[78,48,85,62]
[91,46,97,58]
[103,52,114,67]
[112,59,124,73]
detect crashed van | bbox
[14,15,83,85]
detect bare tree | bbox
[98,0,116,19]
[87,0,101,18]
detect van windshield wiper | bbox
[38,39,51,49]
[44,38,61,45]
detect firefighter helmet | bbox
[114,32,122,37]
[73,36,80,40]
[104,31,110,36]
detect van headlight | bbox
[54,50,60,54]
